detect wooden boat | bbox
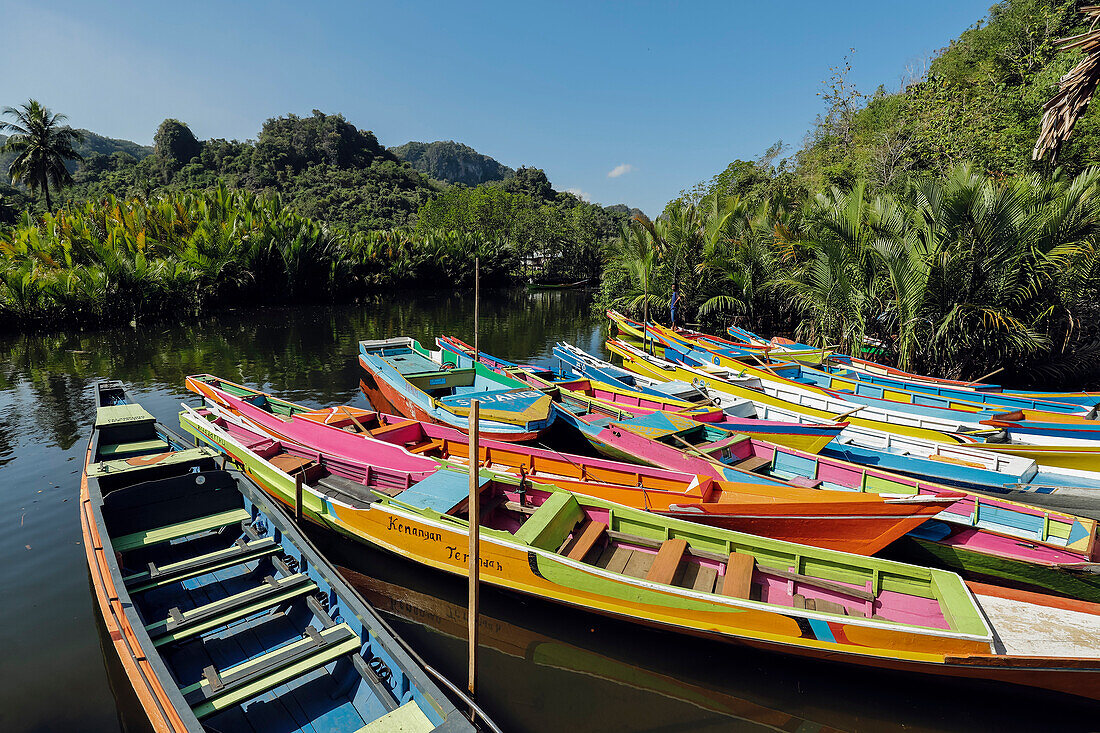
[555,342,1100,510]
[605,337,985,443]
[195,398,953,555]
[358,336,554,442]
[81,380,470,733]
[978,410,1100,446]
[629,335,1100,448]
[436,334,749,418]
[821,361,1098,415]
[437,335,844,454]
[552,339,764,401]
[654,317,1092,415]
[557,408,1100,598]
[638,317,1093,427]
[187,373,1100,599]
[610,310,836,364]
[178,406,1100,702]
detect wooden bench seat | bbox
[268,453,316,477]
[147,573,318,645]
[123,536,279,594]
[406,438,444,455]
[113,508,252,553]
[721,552,755,599]
[561,519,607,562]
[182,622,361,719]
[98,438,171,459]
[646,538,688,585]
[733,455,772,473]
[369,419,420,438]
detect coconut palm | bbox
[605,217,661,325]
[1,100,85,212]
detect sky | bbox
[3,0,994,215]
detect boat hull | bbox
[360,369,545,442]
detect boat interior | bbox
[99,470,432,731]
[93,395,437,731]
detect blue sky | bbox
[4,1,992,214]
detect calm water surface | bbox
[0,289,1094,732]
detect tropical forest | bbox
[4,0,1100,387]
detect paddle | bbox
[833,405,867,421]
[962,366,1005,387]
[672,435,734,474]
[747,354,782,379]
[339,405,369,434]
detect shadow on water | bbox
[0,288,1096,731]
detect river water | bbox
[0,289,1094,732]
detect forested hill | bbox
[390,140,515,186]
[36,111,440,231]
[0,129,151,176]
[691,0,1100,204]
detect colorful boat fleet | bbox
[86,313,1100,712]
[179,394,1100,701]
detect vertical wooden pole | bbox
[473,257,480,366]
[467,400,480,707]
[643,271,649,355]
[294,473,303,524]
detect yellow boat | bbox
[969,443,1100,473]
[605,339,981,445]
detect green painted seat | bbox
[113,508,252,553]
[181,622,361,719]
[147,572,318,645]
[513,492,584,551]
[123,537,279,594]
[98,438,171,458]
[354,701,435,733]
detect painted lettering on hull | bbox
[443,390,543,408]
[387,515,443,542]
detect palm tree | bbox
[1,100,85,212]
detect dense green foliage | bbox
[415,166,630,281]
[604,165,1100,386]
[391,140,515,186]
[45,111,438,232]
[3,108,631,290]
[0,187,523,328]
[688,0,1098,207]
[603,0,1100,387]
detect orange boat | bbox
[188,374,956,555]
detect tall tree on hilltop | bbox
[1,100,85,212]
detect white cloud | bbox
[607,163,634,178]
[566,187,591,202]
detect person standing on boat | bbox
[669,288,679,327]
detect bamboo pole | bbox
[467,399,480,710]
[473,257,479,367]
[294,473,303,524]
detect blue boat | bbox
[358,336,554,442]
[555,342,1100,512]
[81,380,474,733]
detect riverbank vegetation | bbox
[0,186,529,327]
[1,109,631,329]
[602,0,1100,386]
